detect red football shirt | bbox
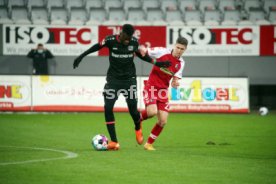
[146,47,185,89]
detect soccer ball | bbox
[92,134,108,151]
[259,107,269,116]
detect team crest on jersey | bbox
[128,46,134,51]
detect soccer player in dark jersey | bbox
[139,37,188,151]
[73,24,171,150]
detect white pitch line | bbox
[0,146,78,166]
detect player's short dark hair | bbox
[176,37,188,47]
[122,24,135,36]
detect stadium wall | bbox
[0,24,276,110]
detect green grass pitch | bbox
[0,112,276,184]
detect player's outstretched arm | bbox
[135,51,171,68]
[73,43,103,69]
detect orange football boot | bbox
[107,141,120,151]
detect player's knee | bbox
[158,120,167,127]
[147,108,157,118]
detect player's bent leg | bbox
[145,104,158,119]
[157,110,169,127]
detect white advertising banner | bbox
[167,26,260,56]
[3,25,98,56]
[0,76,249,113]
[0,75,32,111]
[165,77,249,113]
[31,76,129,112]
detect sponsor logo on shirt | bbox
[111,52,133,58]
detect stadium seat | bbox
[238,20,254,25]
[152,20,167,25]
[108,8,125,22]
[66,0,83,12]
[165,10,183,23]
[101,19,118,25]
[244,0,261,12]
[105,0,122,12]
[168,20,185,26]
[204,10,220,21]
[221,20,237,25]
[86,0,103,12]
[199,0,217,12]
[249,10,270,24]
[204,10,220,25]
[221,10,241,25]
[264,0,276,13]
[146,8,164,22]
[186,19,203,26]
[133,19,150,25]
[179,0,197,13]
[8,0,25,10]
[86,8,106,25]
[0,7,13,24]
[50,7,67,25]
[68,7,87,25]
[47,0,64,12]
[161,0,178,13]
[185,10,201,22]
[0,0,5,7]
[11,7,31,24]
[127,8,145,22]
[31,7,49,25]
[124,0,141,13]
[255,19,271,25]
[142,0,160,12]
[28,0,45,12]
[120,19,135,25]
[218,0,235,11]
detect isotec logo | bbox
[169,27,254,45]
[170,80,239,102]
[5,26,92,44]
[0,85,22,99]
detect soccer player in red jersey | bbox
[139,37,188,150]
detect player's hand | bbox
[138,45,147,57]
[171,79,180,88]
[153,60,171,68]
[73,57,82,69]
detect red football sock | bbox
[141,110,148,121]
[147,123,164,144]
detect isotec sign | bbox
[3,25,98,56]
[167,26,259,56]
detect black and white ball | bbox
[259,107,269,116]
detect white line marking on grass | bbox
[0,146,78,166]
